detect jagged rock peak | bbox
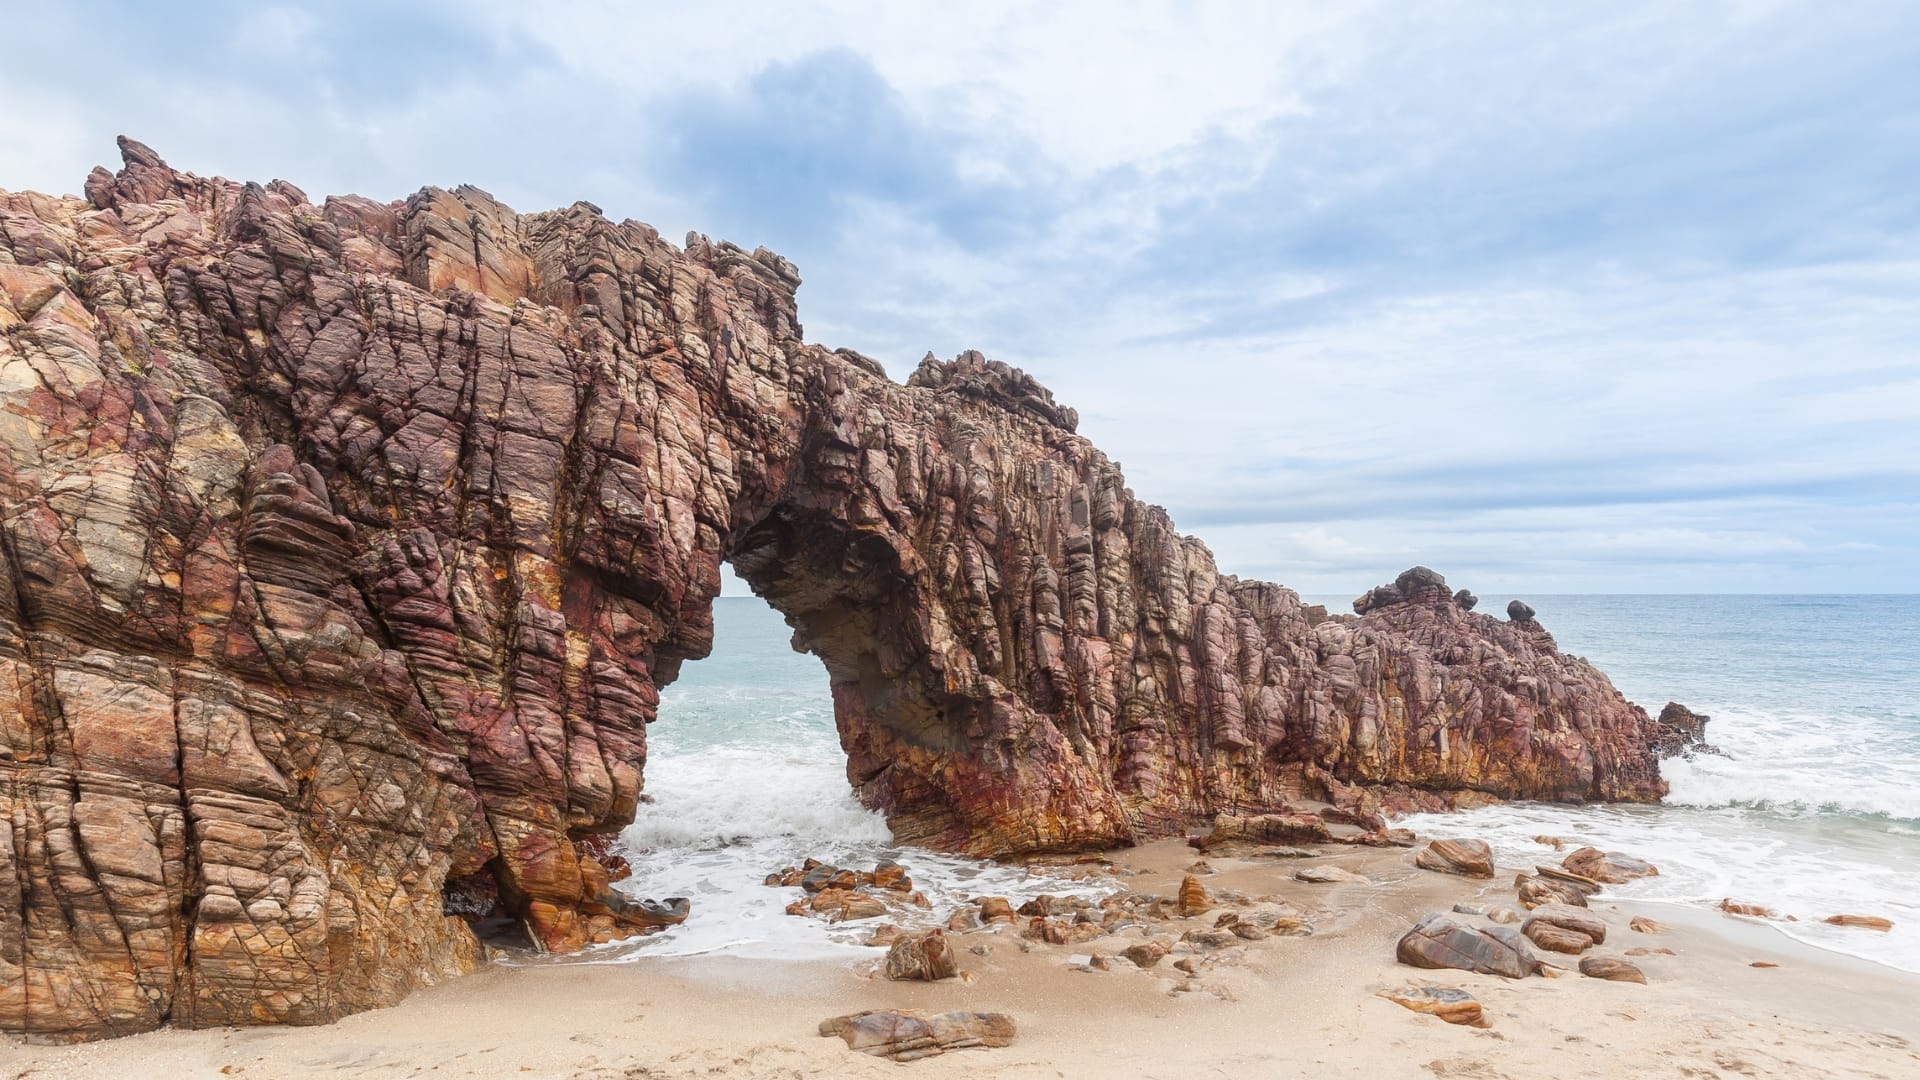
[1353,566,1455,615]
[907,349,1079,431]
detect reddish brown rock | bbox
[1378,985,1488,1027]
[1824,914,1894,932]
[1177,874,1213,916]
[1523,903,1609,945]
[1562,847,1659,883]
[1721,899,1780,919]
[1523,922,1595,955]
[1396,914,1542,979]
[1629,916,1667,934]
[819,1009,1015,1061]
[883,929,958,981]
[1652,702,1721,758]
[977,897,1018,924]
[1122,941,1172,968]
[1517,873,1592,910]
[1415,839,1496,878]
[1578,956,1648,984]
[0,140,1670,1040]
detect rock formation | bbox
[1,140,1668,1039]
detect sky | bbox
[3,1,1915,595]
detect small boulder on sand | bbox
[1415,839,1496,879]
[820,1009,1015,1061]
[1396,914,1541,978]
[1524,903,1608,944]
[1579,956,1648,984]
[1378,985,1487,1027]
[884,929,958,981]
[1524,922,1595,955]
[1562,846,1659,883]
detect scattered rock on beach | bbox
[1524,922,1596,955]
[1379,985,1488,1027]
[1720,899,1780,919]
[1825,914,1894,932]
[1579,957,1648,984]
[1562,847,1659,883]
[820,1009,1015,1061]
[1415,839,1496,879]
[1517,872,1593,909]
[1396,914,1541,978]
[977,897,1018,923]
[884,929,959,981]
[1177,874,1213,916]
[1629,916,1666,934]
[1205,812,1335,847]
[1486,907,1523,925]
[1524,903,1609,945]
[1296,866,1371,884]
[1533,835,1569,851]
[1123,941,1171,969]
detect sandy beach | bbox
[4,838,1913,1080]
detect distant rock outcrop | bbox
[0,140,1668,1039]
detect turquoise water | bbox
[615,594,1920,970]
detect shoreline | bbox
[5,838,1916,1079]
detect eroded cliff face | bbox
[0,140,1665,1040]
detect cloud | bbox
[4,1,1914,593]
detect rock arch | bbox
[0,141,1665,1040]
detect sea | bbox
[604,594,1920,972]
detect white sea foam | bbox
[1399,801,1920,973]
[1660,706,1920,822]
[576,732,1114,963]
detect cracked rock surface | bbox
[1,140,1666,1040]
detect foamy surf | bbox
[1397,800,1920,973]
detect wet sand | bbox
[4,839,1916,1079]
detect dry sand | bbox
[4,839,1915,1079]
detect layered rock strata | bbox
[0,140,1667,1039]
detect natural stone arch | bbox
[0,140,1671,1041]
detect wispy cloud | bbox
[3,1,1913,592]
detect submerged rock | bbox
[1825,914,1894,932]
[820,1009,1016,1061]
[1652,701,1724,758]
